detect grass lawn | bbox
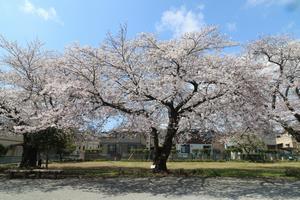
[2,161,300,179]
[46,161,300,179]
[49,160,300,170]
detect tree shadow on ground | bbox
[0,177,300,200]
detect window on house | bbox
[181,145,190,153]
[286,144,290,147]
[108,144,116,153]
[128,144,137,153]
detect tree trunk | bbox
[153,152,168,172]
[152,132,168,173]
[153,108,178,173]
[59,153,63,162]
[153,131,176,173]
[46,150,49,169]
[20,133,37,168]
[152,128,164,172]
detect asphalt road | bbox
[0,177,300,200]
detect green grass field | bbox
[49,160,300,170]
[47,161,300,179]
[2,161,300,179]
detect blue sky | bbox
[0,0,300,52]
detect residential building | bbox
[0,131,23,157]
[175,130,225,159]
[73,133,101,160]
[276,132,300,150]
[261,134,277,150]
[99,131,147,160]
[225,131,300,161]
[262,132,300,151]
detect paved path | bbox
[0,177,300,200]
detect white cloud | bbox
[22,0,34,13]
[226,22,237,32]
[246,0,294,7]
[156,5,205,38]
[20,0,63,25]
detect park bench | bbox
[5,169,63,179]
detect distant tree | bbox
[31,127,76,168]
[55,131,76,161]
[230,131,266,162]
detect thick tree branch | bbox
[178,90,228,114]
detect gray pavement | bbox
[0,177,300,200]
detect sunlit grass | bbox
[2,161,300,179]
[49,161,300,170]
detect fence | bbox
[0,156,22,164]
[1,151,299,164]
[116,150,300,162]
[0,154,81,165]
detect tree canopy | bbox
[0,26,299,171]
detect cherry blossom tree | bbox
[62,26,267,172]
[0,36,80,167]
[247,36,300,141]
[0,26,272,171]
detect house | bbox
[0,131,23,157]
[176,143,212,158]
[175,130,225,160]
[73,132,101,160]
[261,132,300,151]
[0,131,23,164]
[225,131,300,161]
[275,132,299,150]
[262,132,300,160]
[261,134,277,150]
[99,131,147,160]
